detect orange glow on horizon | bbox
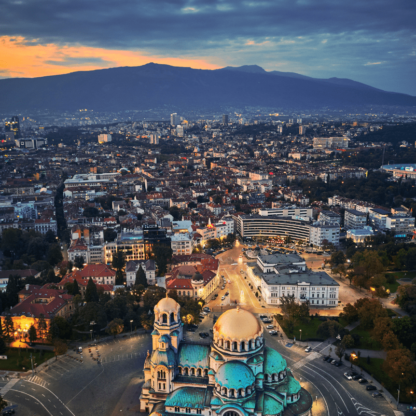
[0,36,221,79]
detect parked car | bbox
[269,330,278,335]
[221,296,225,300]
[366,385,377,391]
[330,359,337,365]
[352,375,362,380]
[344,373,353,380]
[305,346,312,352]
[323,356,331,362]
[372,392,383,398]
[266,325,274,329]
[334,361,342,367]
[358,378,368,384]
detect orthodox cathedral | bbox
[140,296,312,416]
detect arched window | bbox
[190,368,195,376]
[184,368,189,376]
[197,369,201,377]
[170,312,175,323]
[203,369,208,377]
[241,341,245,351]
[225,341,230,350]
[232,341,238,351]
[162,313,168,324]
[221,387,227,396]
[230,389,235,397]
[224,411,240,416]
[238,388,243,397]
[178,367,182,375]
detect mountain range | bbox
[0,63,415,113]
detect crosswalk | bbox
[291,352,321,369]
[101,352,144,363]
[27,375,49,388]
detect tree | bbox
[341,303,358,324]
[53,339,68,359]
[392,316,416,348]
[143,286,166,310]
[188,201,197,209]
[317,320,343,339]
[135,265,148,287]
[342,334,355,348]
[72,279,80,296]
[0,396,7,413]
[356,298,387,329]
[67,260,74,273]
[279,295,310,332]
[28,325,37,343]
[104,229,117,242]
[112,251,125,284]
[3,316,14,341]
[46,269,59,284]
[381,331,400,351]
[5,275,22,308]
[140,312,153,330]
[0,338,6,355]
[106,318,124,338]
[74,255,85,270]
[132,284,145,302]
[47,244,63,266]
[37,314,48,340]
[152,245,173,276]
[48,316,72,340]
[335,341,346,361]
[372,317,393,343]
[85,278,99,303]
[383,348,416,387]
[330,251,346,268]
[83,207,99,217]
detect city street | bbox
[2,333,152,416]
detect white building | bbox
[246,253,339,307]
[344,209,367,230]
[171,233,193,256]
[313,136,349,149]
[259,206,313,219]
[309,221,340,248]
[170,113,178,126]
[34,218,57,235]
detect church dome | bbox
[155,295,180,314]
[215,361,255,390]
[214,308,262,341]
[264,346,287,375]
[192,271,203,282]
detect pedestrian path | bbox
[1,378,19,395]
[291,352,320,369]
[101,352,143,363]
[27,375,49,387]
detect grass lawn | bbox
[277,317,327,341]
[383,279,400,293]
[350,325,382,350]
[386,308,399,318]
[386,271,416,281]
[0,348,55,371]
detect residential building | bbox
[309,221,340,248]
[98,133,112,143]
[313,136,349,149]
[171,233,193,256]
[318,210,341,225]
[125,260,156,287]
[344,209,367,230]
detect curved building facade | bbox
[235,215,310,241]
[140,297,312,416]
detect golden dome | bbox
[214,308,262,340]
[155,295,180,313]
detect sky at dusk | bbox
[1,0,415,95]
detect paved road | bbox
[3,333,152,416]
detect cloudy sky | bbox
[1,0,415,95]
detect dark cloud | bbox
[1,0,416,94]
[44,57,115,66]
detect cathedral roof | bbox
[178,343,210,369]
[264,346,287,375]
[215,361,255,390]
[276,375,301,395]
[165,387,208,409]
[263,394,284,416]
[151,349,176,367]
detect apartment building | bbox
[309,221,340,248]
[344,209,367,230]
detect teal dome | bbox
[151,349,176,367]
[263,394,284,415]
[215,361,255,390]
[264,346,286,375]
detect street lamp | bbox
[90,329,93,342]
[90,320,96,341]
[299,329,302,342]
[350,352,357,369]
[397,372,404,409]
[130,319,133,335]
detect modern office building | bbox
[98,134,112,143]
[318,210,341,225]
[234,214,311,241]
[222,114,229,125]
[5,116,20,138]
[259,207,313,219]
[170,113,178,126]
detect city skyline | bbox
[1,0,415,95]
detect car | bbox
[187,328,195,332]
[323,356,331,362]
[203,307,210,312]
[334,361,343,367]
[260,315,267,319]
[269,330,278,335]
[358,378,368,384]
[366,385,377,391]
[352,375,361,380]
[344,373,353,380]
[305,346,312,352]
[225,292,229,296]
[330,359,337,365]
[266,325,274,329]
[222,286,225,290]
[372,392,383,398]
[221,296,225,300]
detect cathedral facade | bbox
[140,296,312,416]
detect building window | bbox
[186,409,191,414]
[175,408,180,413]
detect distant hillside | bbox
[0,63,415,112]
